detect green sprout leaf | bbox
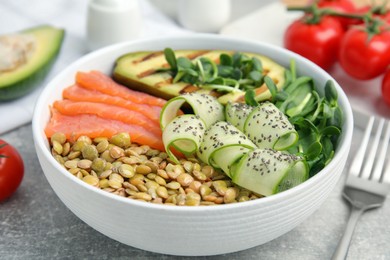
[264,76,278,101]
[220,53,232,66]
[252,57,263,72]
[306,141,322,161]
[245,89,258,107]
[325,80,338,105]
[164,48,177,71]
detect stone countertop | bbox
[1,122,389,259]
[1,0,390,259]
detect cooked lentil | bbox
[50,132,263,206]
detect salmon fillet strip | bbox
[63,84,162,122]
[53,100,162,137]
[76,70,167,107]
[45,108,164,151]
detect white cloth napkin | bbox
[0,0,189,134]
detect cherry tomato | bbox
[382,69,390,105]
[317,0,358,29]
[284,15,344,70]
[0,140,24,202]
[338,27,390,80]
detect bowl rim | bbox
[32,34,354,212]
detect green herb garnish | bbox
[160,48,266,93]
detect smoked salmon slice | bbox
[45,108,165,151]
[62,84,162,122]
[53,100,162,137]
[76,71,167,107]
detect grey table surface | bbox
[1,121,389,260]
[1,0,390,259]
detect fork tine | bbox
[360,118,384,179]
[350,116,375,177]
[371,119,390,181]
[382,156,390,184]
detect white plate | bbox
[220,2,390,120]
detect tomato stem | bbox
[325,9,365,19]
[0,143,8,158]
[364,17,387,40]
[288,4,327,24]
[287,2,389,33]
[287,6,313,12]
[370,2,389,15]
[288,5,365,18]
[287,4,364,24]
[288,5,317,24]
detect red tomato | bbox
[317,0,358,29]
[317,0,356,10]
[0,140,24,202]
[382,69,390,105]
[355,5,371,14]
[382,12,390,23]
[284,15,344,70]
[339,27,390,80]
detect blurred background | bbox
[151,0,388,22]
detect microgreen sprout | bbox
[160,48,266,93]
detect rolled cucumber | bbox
[231,148,308,196]
[162,114,206,164]
[160,92,225,130]
[225,102,254,132]
[197,121,257,172]
[212,146,253,178]
[244,101,298,150]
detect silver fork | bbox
[332,115,390,260]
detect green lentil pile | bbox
[50,132,262,206]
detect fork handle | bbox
[331,205,364,260]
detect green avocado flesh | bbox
[0,25,65,101]
[113,50,286,104]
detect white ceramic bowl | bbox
[32,35,353,256]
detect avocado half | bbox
[113,50,286,104]
[0,25,65,101]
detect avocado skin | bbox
[0,25,65,102]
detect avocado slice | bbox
[112,50,285,104]
[0,25,65,101]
